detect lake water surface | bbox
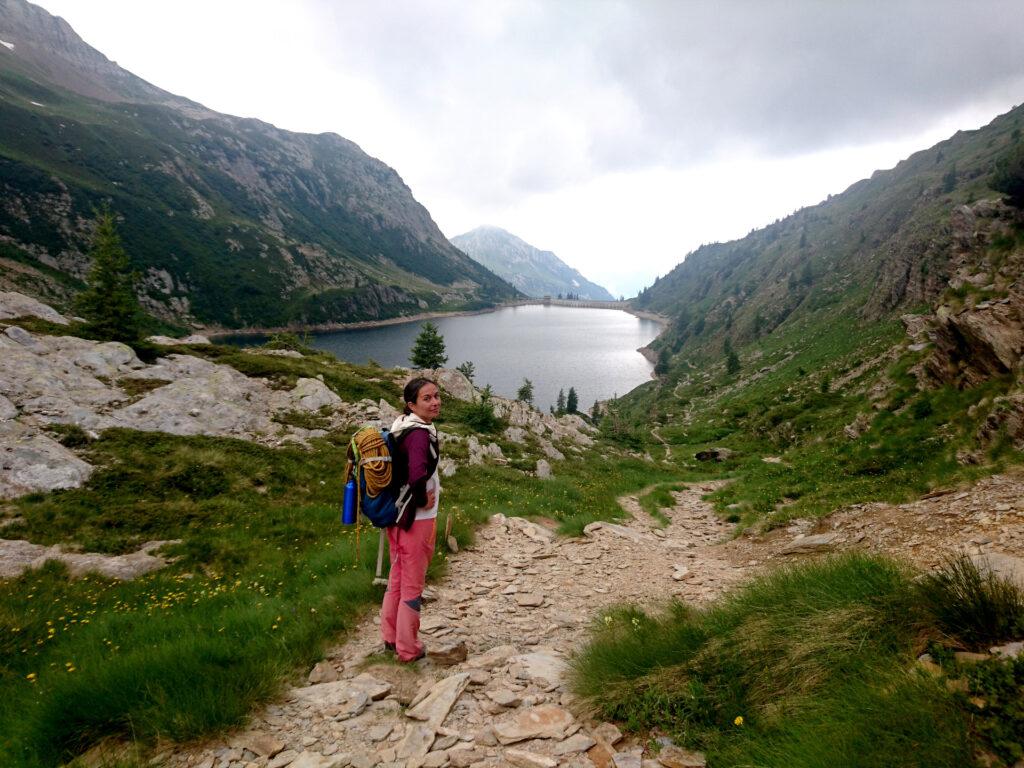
[228,305,662,412]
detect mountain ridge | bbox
[0,0,520,329]
[451,225,615,301]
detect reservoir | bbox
[229,305,662,412]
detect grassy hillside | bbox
[0,58,518,328]
[610,104,1024,528]
[635,104,1024,364]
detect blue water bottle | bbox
[342,478,357,525]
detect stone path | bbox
[157,468,1024,768]
[162,483,743,768]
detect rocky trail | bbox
[160,484,742,768]
[160,466,1024,768]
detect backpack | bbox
[343,425,439,528]
[344,427,402,528]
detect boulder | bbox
[406,672,471,728]
[465,644,518,671]
[553,733,596,755]
[282,378,341,412]
[970,553,1024,589]
[504,749,558,768]
[425,369,475,402]
[0,420,93,498]
[0,394,17,420]
[536,459,552,478]
[146,334,212,346]
[694,448,734,462]
[308,661,339,684]
[428,640,468,666]
[780,532,839,555]
[378,398,401,425]
[0,291,69,324]
[504,426,527,444]
[509,651,567,687]
[539,440,565,462]
[493,705,576,744]
[656,746,707,767]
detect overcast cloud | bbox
[33,1,1024,296]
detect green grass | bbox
[0,425,513,767]
[0,394,682,766]
[571,554,1024,767]
[917,554,1024,647]
[442,456,684,537]
[608,307,1018,529]
[637,483,688,526]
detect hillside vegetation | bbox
[0,0,518,329]
[616,103,1024,528]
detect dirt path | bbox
[163,483,746,768]
[163,470,1024,768]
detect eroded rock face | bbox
[909,200,1024,389]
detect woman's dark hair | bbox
[403,377,438,415]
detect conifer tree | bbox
[517,378,534,405]
[409,321,448,369]
[566,387,578,414]
[555,388,566,415]
[456,361,475,382]
[75,209,144,343]
[724,338,741,375]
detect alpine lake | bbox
[221,304,663,412]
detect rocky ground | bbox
[156,467,1024,768]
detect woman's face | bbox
[407,383,441,423]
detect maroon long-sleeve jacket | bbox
[393,427,439,529]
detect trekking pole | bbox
[372,530,388,586]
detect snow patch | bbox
[0,40,14,51]
[30,101,45,107]
[571,279,580,287]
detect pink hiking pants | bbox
[380,517,436,661]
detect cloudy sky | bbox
[36,0,1024,297]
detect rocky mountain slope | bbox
[451,226,614,301]
[605,104,1024,542]
[0,0,518,329]
[633,104,1024,368]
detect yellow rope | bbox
[345,428,394,566]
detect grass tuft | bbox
[917,554,1024,648]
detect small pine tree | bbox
[941,163,958,194]
[800,261,813,286]
[654,348,671,376]
[555,388,566,415]
[566,387,578,414]
[409,321,448,369]
[724,338,740,375]
[590,400,602,422]
[75,209,144,343]
[992,142,1024,208]
[456,361,475,382]
[516,378,534,405]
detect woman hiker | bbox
[381,377,442,662]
